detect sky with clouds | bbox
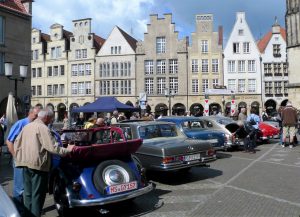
[32,0,286,43]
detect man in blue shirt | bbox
[6,107,40,204]
[246,108,261,152]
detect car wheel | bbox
[53,177,70,217]
[93,160,135,194]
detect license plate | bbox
[106,181,137,195]
[184,153,201,162]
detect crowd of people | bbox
[234,100,299,154]
[0,100,299,216]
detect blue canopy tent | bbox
[72,96,140,113]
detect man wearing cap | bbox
[281,101,298,148]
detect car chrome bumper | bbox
[67,182,154,208]
[153,155,217,171]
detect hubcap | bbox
[103,165,130,185]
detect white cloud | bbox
[32,0,155,39]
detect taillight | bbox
[207,148,215,156]
[162,156,184,164]
[162,156,176,164]
[87,194,95,199]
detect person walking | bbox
[246,107,260,148]
[281,101,298,148]
[277,106,285,146]
[238,107,247,122]
[62,112,69,129]
[14,109,74,217]
[6,106,40,209]
[261,109,269,121]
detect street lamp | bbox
[5,62,28,109]
[164,88,175,116]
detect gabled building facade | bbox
[286,0,300,108]
[30,18,105,121]
[68,18,105,114]
[258,21,287,114]
[95,26,137,106]
[31,24,71,121]
[0,0,33,117]
[188,14,224,115]
[224,12,262,114]
[136,14,188,116]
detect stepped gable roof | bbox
[93,34,105,52]
[0,0,31,16]
[257,27,286,53]
[117,26,138,51]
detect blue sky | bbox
[32,0,286,43]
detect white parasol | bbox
[5,92,18,139]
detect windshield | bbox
[138,124,177,139]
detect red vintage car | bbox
[258,122,280,141]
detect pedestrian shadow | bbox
[216,152,232,159]
[43,189,166,217]
[147,167,223,186]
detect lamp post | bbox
[164,88,175,116]
[5,62,28,110]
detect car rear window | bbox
[138,124,177,139]
[181,121,205,130]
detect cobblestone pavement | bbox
[1,139,300,217]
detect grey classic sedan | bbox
[115,121,216,172]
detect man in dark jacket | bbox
[281,101,298,148]
[233,120,257,153]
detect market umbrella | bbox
[5,92,18,140]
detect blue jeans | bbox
[13,160,24,202]
[279,127,283,145]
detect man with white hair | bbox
[6,106,40,209]
[281,101,298,148]
[14,109,74,217]
[110,110,119,124]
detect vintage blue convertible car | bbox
[49,126,154,216]
[157,116,227,151]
